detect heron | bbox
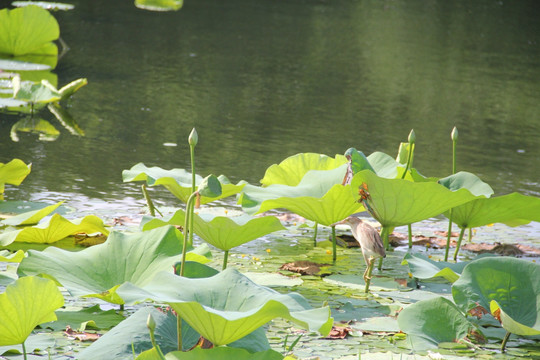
[336,216,385,292]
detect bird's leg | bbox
[364,257,375,293]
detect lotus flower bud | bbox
[146,314,156,332]
[188,128,198,146]
[451,127,458,142]
[408,129,416,144]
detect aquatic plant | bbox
[0,159,31,200]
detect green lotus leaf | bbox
[0,214,109,246]
[0,59,50,71]
[350,170,481,227]
[401,252,494,283]
[41,304,124,331]
[397,297,478,350]
[78,307,200,360]
[0,250,25,263]
[11,117,60,142]
[58,77,87,100]
[365,151,401,179]
[14,79,60,103]
[0,333,55,356]
[255,184,363,226]
[197,174,222,198]
[143,209,285,251]
[12,2,75,11]
[345,148,375,175]
[135,0,184,11]
[16,226,199,304]
[122,163,244,204]
[438,171,494,198]
[164,348,283,360]
[0,6,59,57]
[1,201,63,226]
[0,159,31,195]
[452,257,540,336]
[239,165,349,215]
[116,269,333,346]
[448,193,540,229]
[260,152,347,186]
[0,276,64,346]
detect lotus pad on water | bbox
[0,159,31,196]
[122,163,244,204]
[116,268,333,346]
[452,257,540,336]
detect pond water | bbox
[1,0,540,215]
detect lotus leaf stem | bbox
[468,228,473,242]
[377,226,391,271]
[407,224,412,249]
[501,331,511,352]
[22,341,27,360]
[223,250,229,270]
[444,209,453,262]
[189,141,196,246]
[445,127,458,261]
[142,184,162,217]
[331,225,337,263]
[313,222,318,247]
[453,227,466,261]
[180,192,198,276]
[148,318,167,359]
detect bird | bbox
[337,216,385,286]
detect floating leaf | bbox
[0,5,59,57]
[0,276,64,346]
[117,269,333,346]
[0,214,109,246]
[122,163,244,204]
[17,226,197,304]
[260,152,346,186]
[397,297,479,350]
[41,305,125,331]
[12,1,75,11]
[452,257,540,336]
[143,209,285,251]
[135,0,184,12]
[1,201,63,226]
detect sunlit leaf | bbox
[0,276,64,346]
[448,193,540,229]
[0,5,59,57]
[350,170,481,227]
[122,163,244,204]
[452,257,540,336]
[14,80,60,103]
[0,214,109,246]
[135,0,184,12]
[17,226,196,304]
[260,152,347,186]
[438,172,494,198]
[58,77,87,100]
[397,297,478,350]
[1,201,63,226]
[0,159,31,196]
[0,250,25,263]
[142,209,285,251]
[116,269,333,346]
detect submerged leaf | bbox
[117,269,333,346]
[0,276,64,346]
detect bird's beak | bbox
[330,219,348,227]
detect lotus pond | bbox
[1,1,540,360]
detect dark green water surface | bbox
[1,0,539,212]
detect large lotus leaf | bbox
[122,163,244,204]
[116,269,333,346]
[260,152,346,187]
[164,348,283,360]
[397,297,478,350]
[0,6,59,57]
[344,148,375,175]
[0,276,64,346]
[438,172,494,198]
[239,165,348,215]
[350,170,481,227]
[366,151,402,179]
[0,250,25,263]
[16,226,193,304]
[0,159,31,194]
[1,201,63,226]
[0,214,109,246]
[452,257,540,335]
[135,0,184,11]
[41,304,124,331]
[402,253,494,283]
[142,209,285,251]
[256,184,363,226]
[448,193,540,229]
[78,307,199,360]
